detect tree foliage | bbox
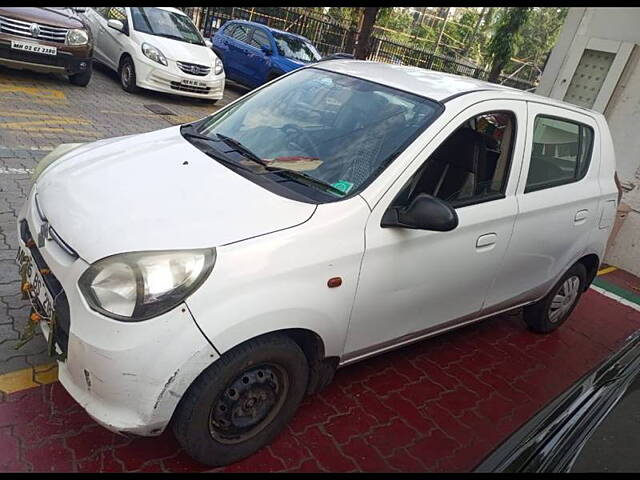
[487,7,533,82]
[324,6,567,84]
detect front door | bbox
[244,27,272,87]
[343,99,528,362]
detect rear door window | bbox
[230,24,252,45]
[525,115,594,193]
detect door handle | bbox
[574,209,589,224]
[476,233,497,250]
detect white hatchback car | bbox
[16,61,618,466]
[83,7,224,101]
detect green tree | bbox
[354,7,381,59]
[487,7,532,82]
[511,7,568,81]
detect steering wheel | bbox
[280,124,321,160]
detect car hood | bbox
[136,31,216,64]
[34,127,316,264]
[0,7,85,28]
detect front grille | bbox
[176,61,210,76]
[0,15,68,44]
[19,220,70,356]
[170,81,211,94]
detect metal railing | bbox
[183,7,537,91]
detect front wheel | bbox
[524,263,587,333]
[119,56,139,93]
[172,334,309,467]
[69,67,92,86]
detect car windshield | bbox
[272,32,321,63]
[184,68,443,202]
[130,7,204,46]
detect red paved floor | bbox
[1,287,639,472]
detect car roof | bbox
[313,60,600,115]
[225,19,311,42]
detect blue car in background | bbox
[211,20,323,88]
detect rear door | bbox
[485,102,600,310]
[225,23,253,85]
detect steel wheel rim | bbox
[208,363,289,444]
[548,275,580,323]
[121,64,131,87]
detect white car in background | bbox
[83,6,224,102]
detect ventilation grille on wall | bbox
[564,49,616,109]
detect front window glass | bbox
[185,68,442,202]
[272,32,321,63]
[131,7,204,45]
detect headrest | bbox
[431,127,486,172]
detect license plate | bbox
[16,246,55,320]
[182,79,207,88]
[11,40,57,56]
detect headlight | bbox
[214,57,224,75]
[32,143,85,182]
[66,28,89,46]
[141,42,168,66]
[78,249,216,321]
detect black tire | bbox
[524,263,587,334]
[69,67,92,86]
[119,56,138,93]
[172,334,309,467]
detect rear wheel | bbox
[524,263,587,333]
[119,56,138,93]
[172,334,308,467]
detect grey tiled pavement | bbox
[0,63,244,374]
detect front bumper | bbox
[0,38,91,75]
[134,56,225,99]
[16,186,220,436]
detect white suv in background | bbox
[83,7,224,102]
[16,61,618,467]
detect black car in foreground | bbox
[476,330,640,472]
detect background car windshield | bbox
[131,8,204,45]
[195,68,442,198]
[272,32,321,63]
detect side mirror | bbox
[204,38,213,49]
[107,19,124,33]
[73,7,87,14]
[381,194,458,231]
[261,45,273,56]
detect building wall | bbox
[536,7,640,275]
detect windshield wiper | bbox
[181,125,255,173]
[184,127,343,196]
[274,169,345,196]
[181,123,216,142]
[215,133,269,166]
